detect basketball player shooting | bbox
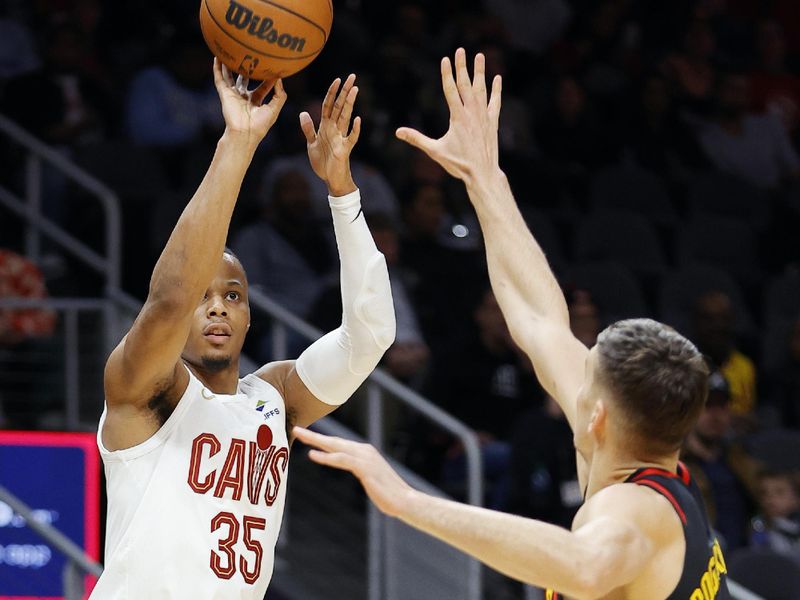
[91,59,395,597]
[295,49,730,599]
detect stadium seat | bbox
[73,141,168,202]
[675,216,760,286]
[589,165,677,226]
[564,261,648,324]
[745,428,800,472]
[764,267,800,325]
[658,264,755,338]
[727,548,800,599]
[687,171,770,231]
[573,213,666,277]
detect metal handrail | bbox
[0,112,121,291]
[248,288,485,505]
[0,485,103,576]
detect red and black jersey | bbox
[546,462,730,600]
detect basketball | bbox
[199,0,333,80]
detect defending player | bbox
[295,49,730,599]
[91,60,395,597]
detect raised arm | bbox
[395,50,588,430]
[103,60,286,449]
[257,75,395,431]
[295,428,658,599]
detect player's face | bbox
[182,255,250,372]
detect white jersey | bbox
[91,366,290,599]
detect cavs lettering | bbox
[187,424,288,583]
[689,540,727,600]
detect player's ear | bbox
[588,399,607,439]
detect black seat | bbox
[574,213,666,278]
[727,548,800,600]
[589,165,677,227]
[764,267,800,325]
[658,265,754,338]
[675,216,760,286]
[687,171,770,230]
[564,262,648,325]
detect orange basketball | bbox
[199,0,333,80]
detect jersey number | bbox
[210,512,266,584]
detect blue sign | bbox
[0,432,99,599]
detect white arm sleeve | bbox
[295,189,396,405]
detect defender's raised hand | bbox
[300,75,361,197]
[396,49,502,184]
[213,58,287,147]
[294,427,412,518]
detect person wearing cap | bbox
[682,366,760,550]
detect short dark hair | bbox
[596,318,709,454]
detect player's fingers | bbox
[308,450,358,472]
[221,63,235,88]
[266,79,287,112]
[212,58,224,89]
[251,78,277,105]
[454,48,472,104]
[299,112,317,143]
[440,57,463,115]
[472,53,487,107]
[488,75,503,127]
[332,73,356,122]
[347,116,362,147]
[395,127,437,155]
[338,86,358,134]
[322,78,341,120]
[293,426,353,453]
[235,74,250,97]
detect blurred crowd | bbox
[1,0,800,577]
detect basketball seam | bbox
[249,0,329,43]
[203,0,326,61]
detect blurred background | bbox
[0,0,799,598]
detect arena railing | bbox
[0,485,103,600]
[0,115,763,600]
[0,113,121,293]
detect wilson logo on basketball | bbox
[225,0,306,52]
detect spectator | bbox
[682,367,759,550]
[428,288,537,509]
[506,288,598,527]
[0,13,39,79]
[535,76,613,196]
[261,99,401,223]
[764,316,800,429]
[750,470,800,560]
[125,33,222,147]
[310,213,430,387]
[662,18,718,115]
[2,22,107,146]
[697,71,800,190]
[623,73,707,179]
[693,290,757,421]
[566,288,600,348]
[748,20,800,139]
[400,183,482,348]
[232,169,333,321]
[0,249,58,429]
[483,0,572,56]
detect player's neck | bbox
[187,361,241,395]
[586,445,680,499]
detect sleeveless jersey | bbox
[91,367,290,599]
[546,462,730,600]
